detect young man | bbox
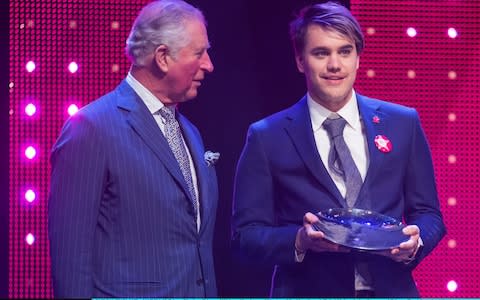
[232,2,445,297]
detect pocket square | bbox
[204,151,220,166]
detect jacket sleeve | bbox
[403,110,446,268]
[48,113,106,298]
[232,124,299,266]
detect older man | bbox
[48,0,218,297]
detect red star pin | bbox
[372,115,380,123]
[374,135,392,153]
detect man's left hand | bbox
[373,225,421,263]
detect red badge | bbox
[373,115,380,123]
[374,135,392,153]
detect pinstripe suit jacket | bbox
[232,94,446,297]
[48,80,218,298]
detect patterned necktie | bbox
[159,106,199,218]
[323,116,362,207]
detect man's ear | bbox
[295,55,305,73]
[154,45,169,73]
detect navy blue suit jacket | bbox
[48,80,218,298]
[232,94,446,297]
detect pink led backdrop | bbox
[8,0,480,298]
[9,1,147,298]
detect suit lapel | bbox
[357,94,388,209]
[115,80,192,200]
[284,96,346,207]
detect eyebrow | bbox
[201,40,211,50]
[339,45,354,51]
[310,44,354,52]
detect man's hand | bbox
[295,212,350,253]
[373,225,421,262]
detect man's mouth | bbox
[322,76,344,80]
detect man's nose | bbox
[201,52,214,73]
[327,54,341,72]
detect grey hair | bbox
[289,1,364,57]
[125,0,206,66]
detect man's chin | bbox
[311,91,351,110]
[185,88,199,100]
[324,89,352,104]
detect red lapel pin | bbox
[372,115,380,124]
[374,135,392,153]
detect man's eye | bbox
[313,50,329,57]
[339,49,352,56]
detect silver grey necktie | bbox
[323,117,362,207]
[159,106,199,217]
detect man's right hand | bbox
[295,212,350,253]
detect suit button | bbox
[196,278,204,286]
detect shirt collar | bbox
[307,90,361,132]
[126,72,167,115]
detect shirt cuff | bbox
[295,249,306,263]
[403,236,423,264]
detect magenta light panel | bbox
[9,0,147,298]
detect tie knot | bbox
[323,117,347,138]
[158,106,176,122]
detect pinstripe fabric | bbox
[48,80,218,298]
